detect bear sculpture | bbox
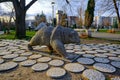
[28,26,80,59]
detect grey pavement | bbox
[91,32,120,41]
[0,39,120,80]
[0,31,4,35]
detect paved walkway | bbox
[92,32,120,41]
[0,40,120,80]
[0,31,4,35]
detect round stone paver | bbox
[29,54,42,60]
[95,54,108,58]
[77,58,94,65]
[85,51,97,54]
[66,50,74,53]
[111,61,120,68]
[49,60,64,67]
[0,59,4,64]
[0,51,12,56]
[82,69,105,80]
[0,62,18,72]
[37,57,52,63]
[95,50,107,53]
[111,77,120,80]
[82,54,95,58]
[94,57,110,63]
[20,52,33,56]
[103,53,117,57]
[109,57,120,61]
[75,52,86,55]
[46,67,66,78]
[32,63,49,72]
[20,60,36,67]
[2,54,19,59]
[93,63,116,73]
[13,57,27,62]
[64,63,84,73]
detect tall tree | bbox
[77,0,85,27]
[84,0,95,29]
[84,0,95,37]
[0,0,37,38]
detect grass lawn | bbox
[0,30,36,40]
[99,29,120,34]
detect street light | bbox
[51,2,55,27]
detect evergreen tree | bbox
[85,0,95,29]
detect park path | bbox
[0,31,4,35]
[92,32,120,41]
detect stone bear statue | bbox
[28,26,80,59]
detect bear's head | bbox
[68,30,80,44]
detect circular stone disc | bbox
[93,63,116,73]
[13,57,27,62]
[111,61,120,68]
[95,50,107,53]
[82,54,95,58]
[82,69,105,80]
[95,54,108,58]
[85,51,97,54]
[103,53,117,57]
[0,59,4,64]
[32,63,49,71]
[109,57,120,61]
[94,57,110,63]
[29,54,42,60]
[0,62,18,72]
[75,52,86,55]
[21,52,33,56]
[2,54,19,59]
[111,77,120,80]
[64,63,84,73]
[48,60,64,67]
[20,60,36,67]
[77,58,94,65]
[46,67,66,78]
[37,57,52,63]
[0,51,12,56]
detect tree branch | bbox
[0,0,12,3]
[25,0,37,11]
[12,0,20,15]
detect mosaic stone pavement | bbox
[0,39,120,80]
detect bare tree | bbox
[77,0,85,28]
[99,0,120,29]
[0,0,37,38]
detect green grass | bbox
[98,29,120,34]
[0,30,36,40]
[98,29,107,33]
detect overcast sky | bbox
[0,0,118,18]
[26,0,88,17]
[0,0,88,17]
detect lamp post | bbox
[51,2,55,27]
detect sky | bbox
[0,0,118,19]
[26,0,87,17]
[0,0,88,17]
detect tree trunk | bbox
[113,0,120,29]
[85,29,92,38]
[118,21,120,29]
[15,11,26,39]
